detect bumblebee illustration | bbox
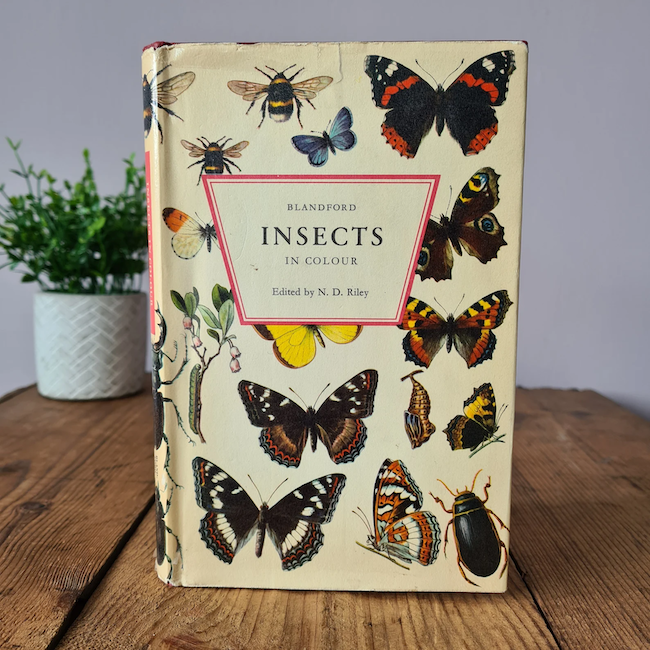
[227,65,332,128]
[181,137,249,185]
[143,64,195,143]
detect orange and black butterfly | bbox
[143,64,195,143]
[399,291,513,369]
[417,168,506,282]
[181,137,249,185]
[162,208,218,259]
[227,65,333,128]
[445,383,507,456]
[355,459,441,568]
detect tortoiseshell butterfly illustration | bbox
[399,291,513,369]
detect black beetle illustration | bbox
[430,470,509,585]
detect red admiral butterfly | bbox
[417,168,505,282]
[193,457,346,570]
[238,370,378,467]
[399,291,513,369]
[356,459,441,568]
[364,52,515,158]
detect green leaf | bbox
[184,292,197,317]
[206,329,220,343]
[212,284,232,312]
[170,290,187,314]
[21,274,37,283]
[197,305,220,329]
[219,299,235,335]
[192,286,200,306]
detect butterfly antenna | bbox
[446,184,454,216]
[352,508,372,536]
[267,477,290,504]
[247,474,264,505]
[441,59,465,87]
[312,383,332,410]
[288,387,309,410]
[414,59,439,86]
[451,294,466,316]
[496,403,509,426]
[433,297,450,318]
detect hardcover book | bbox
[144,40,527,592]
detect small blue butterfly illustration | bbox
[291,107,357,167]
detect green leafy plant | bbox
[171,283,241,443]
[0,138,147,294]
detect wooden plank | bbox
[511,388,650,650]
[57,508,559,650]
[0,381,154,650]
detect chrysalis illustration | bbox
[401,370,436,448]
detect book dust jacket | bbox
[143,41,527,592]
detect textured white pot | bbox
[34,292,147,400]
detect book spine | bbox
[143,45,179,585]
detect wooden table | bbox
[0,380,648,649]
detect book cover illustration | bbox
[144,41,527,592]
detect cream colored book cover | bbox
[144,40,527,592]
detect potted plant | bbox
[0,139,148,400]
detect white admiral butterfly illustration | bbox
[193,457,346,570]
[238,369,378,467]
[291,107,357,167]
[356,459,441,568]
[364,52,516,158]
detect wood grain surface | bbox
[0,381,154,650]
[510,389,650,650]
[2,385,648,649]
[56,509,558,650]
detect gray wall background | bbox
[1,0,648,418]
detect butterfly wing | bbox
[192,457,259,563]
[253,324,319,368]
[450,168,505,263]
[314,370,378,464]
[452,291,513,367]
[444,51,516,155]
[267,474,346,571]
[328,107,357,152]
[372,459,440,565]
[364,56,437,158]
[238,380,309,467]
[398,297,448,368]
[317,325,363,345]
[445,383,498,450]
[162,208,207,259]
[292,134,329,167]
[416,218,455,282]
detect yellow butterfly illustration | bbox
[253,324,362,369]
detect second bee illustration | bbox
[181,137,249,185]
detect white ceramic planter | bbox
[34,292,147,400]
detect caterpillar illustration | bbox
[188,364,205,443]
[401,370,436,449]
